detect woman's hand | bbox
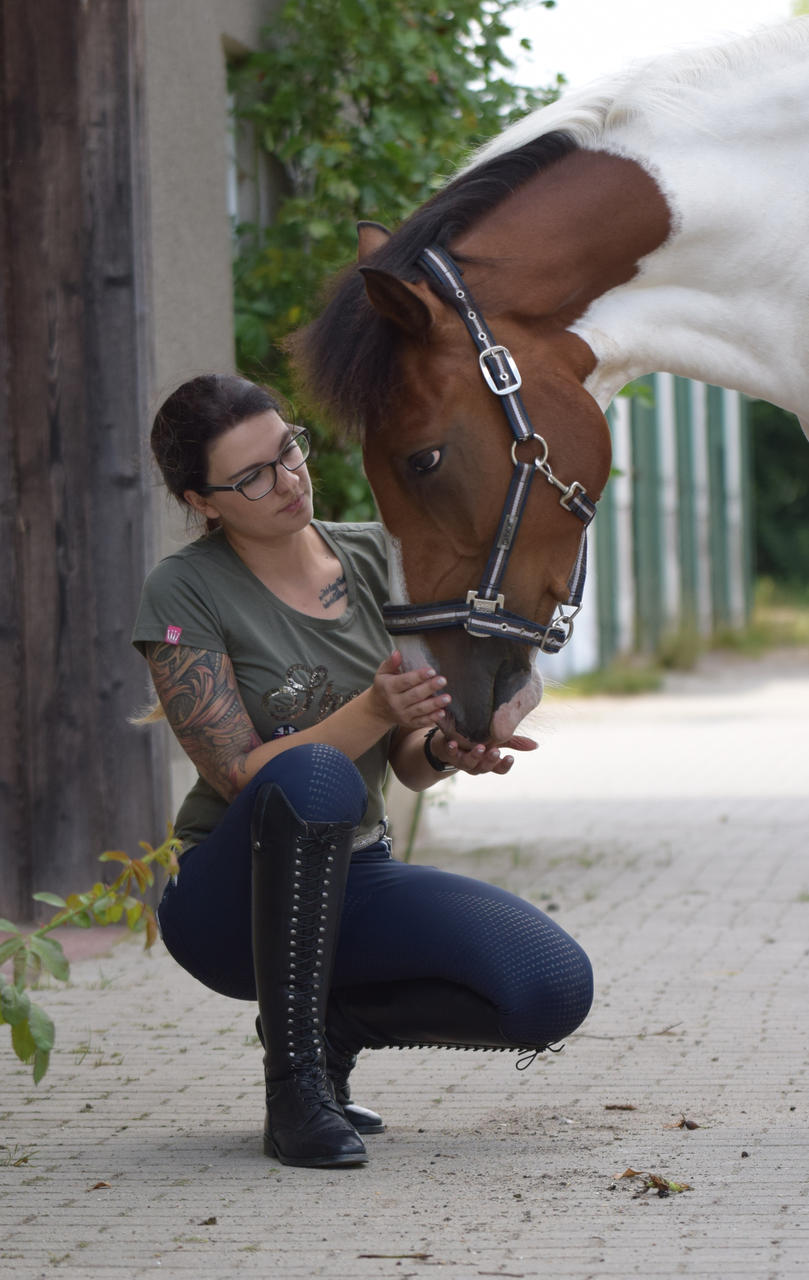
[371,650,451,730]
[430,726,538,776]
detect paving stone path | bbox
[2,649,807,1279]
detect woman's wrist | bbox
[362,686,399,734]
[423,725,456,774]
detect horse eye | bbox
[409,447,443,475]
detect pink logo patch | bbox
[164,625,183,645]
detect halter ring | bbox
[538,603,581,652]
[511,432,549,470]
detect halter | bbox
[381,245,597,652]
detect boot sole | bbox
[351,1119,386,1135]
[263,1134,368,1168]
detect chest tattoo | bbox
[319,574,347,609]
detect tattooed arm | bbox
[145,643,452,801]
[145,643,263,803]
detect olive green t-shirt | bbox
[131,521,394,849]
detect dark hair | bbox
[150,374,284,525]
[290,132,578,435]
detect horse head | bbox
[351,222,613,745]
[293,19,809,744]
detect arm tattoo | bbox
[145,643,262,802]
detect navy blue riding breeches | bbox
[156,744,593,1047]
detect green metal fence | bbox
[566,375,753,676]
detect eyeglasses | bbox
[201,429,311,501]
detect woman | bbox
[132,373,593,1170]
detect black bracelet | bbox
[423,725,456,773]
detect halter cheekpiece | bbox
[381,245,597,652]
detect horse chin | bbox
[394,631,542,745]
[440,644,542,745]
[491,663,543,743]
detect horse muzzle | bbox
[432,638,541,745]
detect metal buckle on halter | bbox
[539,604,581,652]
[479,346,522,396]
[559,480,586,510]
[466,590,505,614]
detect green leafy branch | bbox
[0,833,181,1084]
[229,0,564,521]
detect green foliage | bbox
[555,656,665,699]
[749,400,809,588]
[714,577,809,653]
[0,834,181,1085]
[553,578,809,698]
[230,0,562,519]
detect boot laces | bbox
[365,1040,560,1068]
[284,831,339,1070]
[292,1059,337,1110]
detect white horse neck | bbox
[473,19,809,426]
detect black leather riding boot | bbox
[251,782,367,1168]
[253,1013,385,1135]
[327,977,550,1061]
[324,1035,386,1134]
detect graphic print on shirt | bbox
[262,663,362,723]
[270,723,299,740]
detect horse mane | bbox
[290,17,809,437]
[288,131,579,438]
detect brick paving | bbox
[2,648,808,1279]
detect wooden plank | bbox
[0,1,32,915]
[0,0,167,919]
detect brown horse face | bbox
[361,291,612,745]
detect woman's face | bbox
[189,409,314,539]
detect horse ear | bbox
[357,221,391,262]
[359,267,436,338]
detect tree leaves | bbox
[230,0,564,520]
[27,936,70,983]
[1,830,182,1084]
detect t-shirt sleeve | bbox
[131,554,227,656]
[332,522,390,613]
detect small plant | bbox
[0,833,181,1084]
[0,1143,37,1167]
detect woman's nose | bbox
[273,462,297,494]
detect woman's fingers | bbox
[443,738,517,776]
[376,650,403,676]
[390,669,450,716]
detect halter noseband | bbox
[381,245,597,653]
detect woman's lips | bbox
[280,494,304,514]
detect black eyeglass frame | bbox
[200,428,311,501]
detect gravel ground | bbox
[2,648,808,1279]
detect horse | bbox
[291,18,809,745]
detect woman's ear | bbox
[184,488,221,522]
